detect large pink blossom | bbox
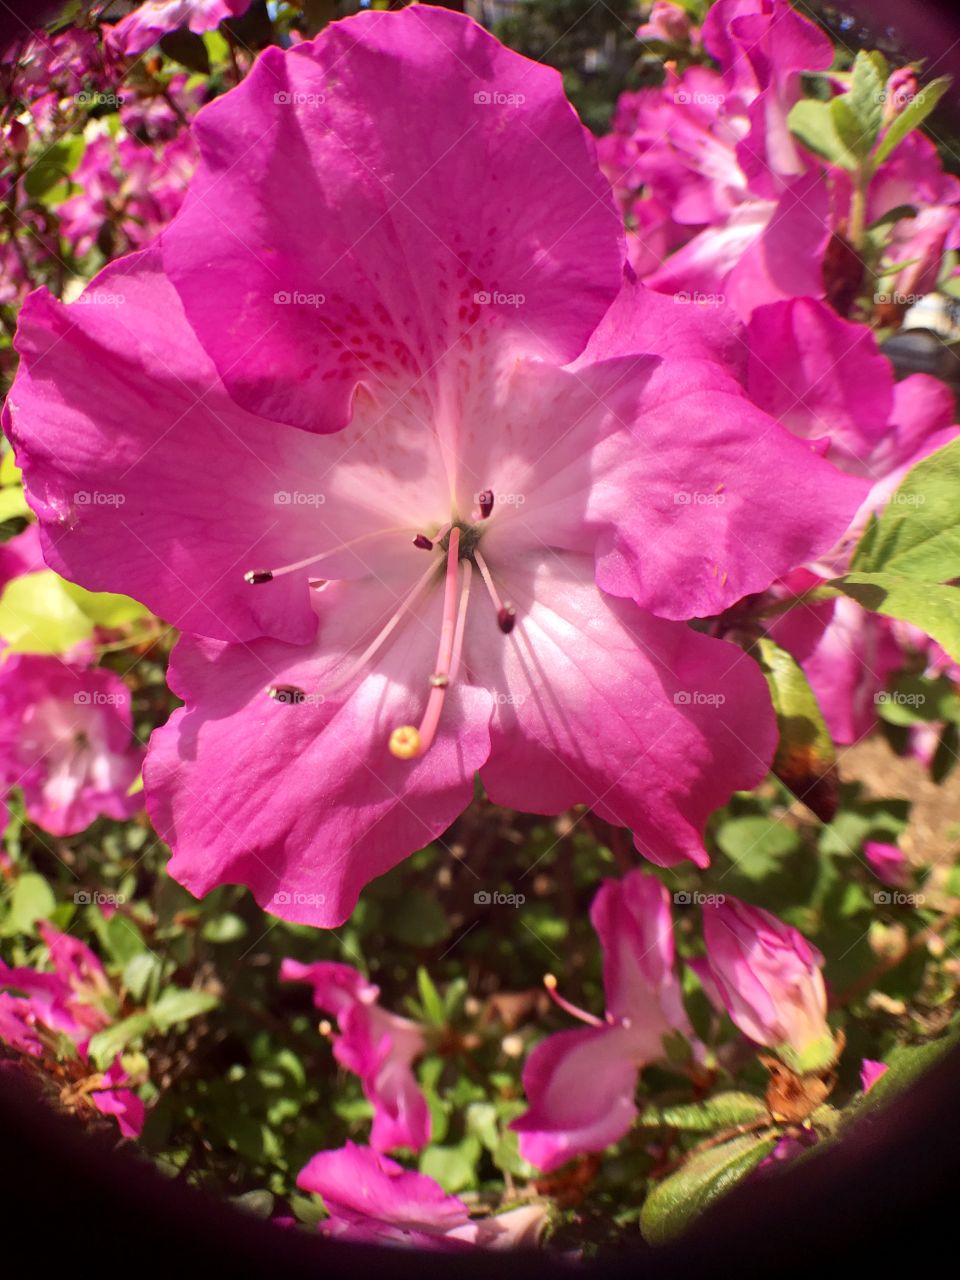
[511,870,694,1172]
[0,655,144,835]
[6,8,864,926]
[297,1142,546,1250]
[280,959,429,1152]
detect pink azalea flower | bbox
[0,656,144,836]
[863,841,911,890]
[89,1056,146,1139]
[297,1142,546,1250]
[636,2,699,47]
[860,1058,888,1093]
[511,870,694,1172]
[6,8,864,926]
[0,923,144,1136]
[747,297,960,743]
[603,0,834,314]
[700,897,837,1073]
[106,0,253,59]
[280,959,429,1152]
[0,921,113,1047]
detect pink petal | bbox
[577,281,868,620]
[147,582,493,927]
[476,552,777,870]
[162,7,624,430]
[511,1024,641,1172]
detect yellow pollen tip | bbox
[543,973,558,991]
[389,725,422,759]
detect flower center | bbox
[243,493,516,760]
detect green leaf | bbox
[150,987,219,1032]
[122,952,163,1003]
[416,966,446,1025]
[61,581,148,628]
[200,913,248,944]
[0,488,30,523]
[754,637,837,821]
[849,49,887,150]
[716,814,799,878]
[831,574,960,664]
[23,137,85,199]
[860,1030,960,1110]
[0,570,95,654]
[1,872,56,935]
[639,1093,767,1133]
[87,1012,154,1067]
[788,98,859,170]
[830,96,873,163]
[872,75,951,166]
[419,1136,481,1193]
[640,1132,777,1244]
[851,437,960,579]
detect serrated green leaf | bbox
[150,987,219,1032]
[873,75,951,166]
[640,1132,777,1244]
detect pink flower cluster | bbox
[600,0,960,318]
[0,921,144,1137]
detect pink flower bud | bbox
[882,67,919,126]
[863,840,911,890]
[701,898,836,1072]
[637,2,693,45]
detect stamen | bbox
[477,489,494,519]
[390,526,463,760]
[329,558,439,695]
[413,534,433,550]
[474,550,517,636]
[543,974,604,1027]
[244,526,410,584]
